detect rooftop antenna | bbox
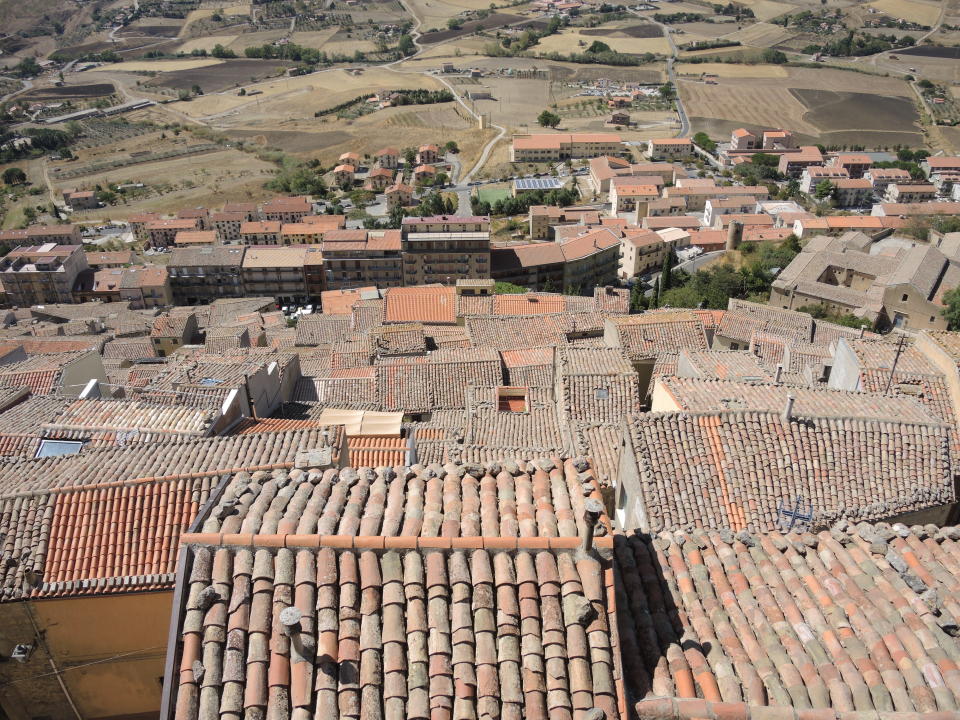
[777,495,813,532]
[883,332,908,394]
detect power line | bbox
[0,645,167,688]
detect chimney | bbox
[581,498,604,553]
[774,364,783,383]
[280,606,302,637]
[782,393,795,422]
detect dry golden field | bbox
[867,0,942,25]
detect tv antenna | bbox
[777,494,813,532]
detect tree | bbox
[447,17,463,29]
[658,83,674,100]
[629,282,647,312]
[660,247,676,292]
[211,44,236,58]
[494,281,528,294]
[942,287,960,330]
[761,48,788,63]
[2,167,26,185]
[444,140,459,153]
[191,84,203,96]
[398,34,415,55]
[692,132,716,153]
[402,147,417,167]
[814,179,834,200]
[586,40,611,53]
[537,109,561,128]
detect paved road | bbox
[638,11,689,137]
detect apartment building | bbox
[885,183,938,203]
[588,156,675,193]
[730,128,758,151]
[333,165,355,187]
[119,265,172,309]
[0,243,89,307]
[262,196,311,223]
[174,230,217,247]
[510,133,622,162]
[609,178,660,213]
[279,223,324,245]
[663,184,769,212]
[338,151,360,168]
[322,230,403,290]
[85,250,133,269]
[221,202,259,220]
[647,138,693,161]
[241,246,310,306]
[827,153,872,179]
[528,205,600,240]
[365,167,394,192]
[702,197,758,226]
[239,221,281,245]
[211,211,246,243]
[832,178,873,207]
[129,212,160,242]
[799,166,849,193]
[375,147,399,169]
[167,246,245,305]
[413,165,436,184]
[416,144,439,164]
[619,229,666,280]
[385,183,414,211]
[145,218,198,249]
[400,215,491,285]
[777,146,825,177]
[176,207,210,230]
[864,168,913,193]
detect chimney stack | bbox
[774,364,783,384]
[581,498,604,553]
[782,394,795,422]
[725,220,743,250]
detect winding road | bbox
[636,10,689,138]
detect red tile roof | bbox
[384,286,456,325]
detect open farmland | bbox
[168,67,443,121]
[141,58,294,94]
[680,66,922,147]
[419,13,525,44]
[867,0,942,25]
[723,22,795,46]
[20,83,117,100]
[535,27,671,55]
[675,62,788,78]
[716,0,797,20]
[110,58,226,72]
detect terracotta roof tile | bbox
[385,286,457,325]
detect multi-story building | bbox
[262,196,311,223]
[376,147,399,169]
[864,168,913,193]
[338,151,360,169]
[34,224,83,245]
[400,216,491,285]
[829,153,873,178]
[177,207,210,230]
[0,243,89,306]
[320,230,403,290]
[129,212,160,242]
[647,138,693,161]
[588,156,675,193]
[800,166,849,194]
[174,230,218,247]
[119,265,172,309]
[211,211,246,243]
[510,133,622,162]
[365,167,394,192]
[416,144,439,164]
[730,128,758,151]
[885,183,938,203]
[239,221,281,245]
[241,246,310,306]
[619,229,666,280]
[145,218,199,249]
[85,250,133,269]
[413,165,436,184]
[333,165,355,187]
[167,246,245,305]
[62,189,98,210]
[385,183,414,210]
[278,223,324,245]
[778,146,825,177]
[221,201,259,220]
[761,129,796,150]
[609,178,659,213]
[303,249,326,300]
[832,178,873,207]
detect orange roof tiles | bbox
[493,293,566,315]
[384,286,456,325]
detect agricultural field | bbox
[405,0,509,31]
[419,13,526,44]
[19,83,117,101]
[140,58,295,94]
[46,129,278,220]
[535,26,671,55]
[680,66,923,147]
[867,0,942,25]
[675,62,789,78]
[722,22,795,47]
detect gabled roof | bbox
[384,286,456,325]
[627,409,952,533]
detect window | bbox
[36,439,83,459]
[902,294,908,302]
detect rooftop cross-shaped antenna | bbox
[777,494,813,532]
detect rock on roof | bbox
[626,410,953,533]
[618,522,960,714]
